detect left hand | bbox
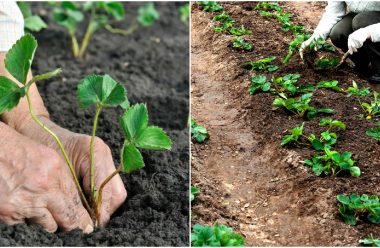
[17,116,127,227]
[347,28,371,54]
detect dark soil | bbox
[0,2,189,246]
[191,2,380,246]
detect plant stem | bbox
[78,8,95,58]
[25,87,93,218]
[95,165,122,224]
[90,104,102,201]
[70,33,80,58]
[105,20,139,36]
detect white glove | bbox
[299,34,321,60]
[347,28,371,54]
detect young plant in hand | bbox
[0,34,172,226]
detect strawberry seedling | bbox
[304,149,360,177]
[232,37,253,50]
[309,38,335,52]
[255,2,282,12]
[249,75,271,94]
[191,186,200,201]
[273,93,333,119]
[281,122,304,145]
[243,56,278,72]
[360,235,380,247]
[191,118,209,143]
[316,80,342,92]
[337,194,380,225]
[283,33,311,64]
[179,4,190,23]
[271,73,302,95]
[229,25,252,36]
[192,223,245,247]
[319,117,346,130]
[18,2,47,32]
[0,34,172,226]
[359,92,380,119]
[366,122,380,142]
[346,81,370,97]
[213,13,235,33]
[198,1,224,12]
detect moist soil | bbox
[0,2,189,246]
[191,2,380,246]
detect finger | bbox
[108,173,127,217]
[29,209,58,233]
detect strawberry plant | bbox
[314,56,340,70]
[316,80,342,92]
[346,81,370,97]
[255,2,282,12]
[179,4,190,23]
[283,33,311,64]
[18,2,47,32]
[304,149,360,177]
[273,93,333,119]
[249,75,271,94]
[191,186,200,201]
[337,194,380,225]
[271,73,302,95]
[281,122,305,145]
[243,56,278,72]
[309,38,335,52]
[359,92,380,119]
[192,223,245,247]
[0,34,172,225]
[360,235,380,247]
[232,37,253,50]
[198,1,224,12]
[213,14,235,33]
[229,25,252,35]
[319,117,346,130]
[191,118,209,143]
[366,122,380,141]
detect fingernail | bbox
[84,224,94,233]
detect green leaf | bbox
[104,2,125,21]
[5,34,37,84]
[135,126,172,150]
[137,3,160,27]
[120,103,148,141]
[337,194,350,205]
[24,15,48,32]
[77,74,127,108]
[350,166,361,177]
[0,76,23,114]
[121,143,144,173]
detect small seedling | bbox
[191,186,200,201]
[359,92,380,119]
[179,4,190,23]
[198,1,224,12]
[366,122,380,141]
[337,194,380,225]
[316,80,342,92]
[192,223,245,247]
[232,37,253,50]
[283,33,311,64]
[229,25,252,36]
[255,2,282,12]
[346,81,370,97]
[249,75,271,94]
[191,118,209,143]
[18,2,47,32]
[314,56,340,70]
[243,56,278,72]
[281,122,304,145]
[271,73,302,95]
[360,235,380,247]
[273,93,333,119]
[319,118,346,130]
[212,13,234,33]
[309,38,335,52]
[0,34,172,226]
[304,149,360,177]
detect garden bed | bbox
[0,2,189,246]
[191,2,380,246]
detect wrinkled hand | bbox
[299,34,321,61]
[17,117,127,227]
[348,28,371,54]
[0,122,93,233]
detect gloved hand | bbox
[0,122,93,233]
[348,27,371,54]
[299,34,321,60]
[17,116,127,227]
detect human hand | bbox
[299,34,321,61]
[17,117,127,227]
[348,28,371,54]
[0,122,93,233]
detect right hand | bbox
[299,34,321,61]
[0,122,93,233]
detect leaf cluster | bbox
[314,56,340,70]
[179,4,190,23]
[18,2,47,32]
[360,235,380,247]
[360,92,380,119]
[232,37,253,50]
[198,1,224,12]
[191,118,209,143]
[366,122,380,141]
[192,223,245,247]
[212,12,234,32]
[191,186,200,201]
[309,38,335,52]
[283,33,311,64]
[243,56,278,72]
[229,25,252,36]
[316,80,342,92]
[346,81,370,97]
[337,194,380,225]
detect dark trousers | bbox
[330,11,380,73]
